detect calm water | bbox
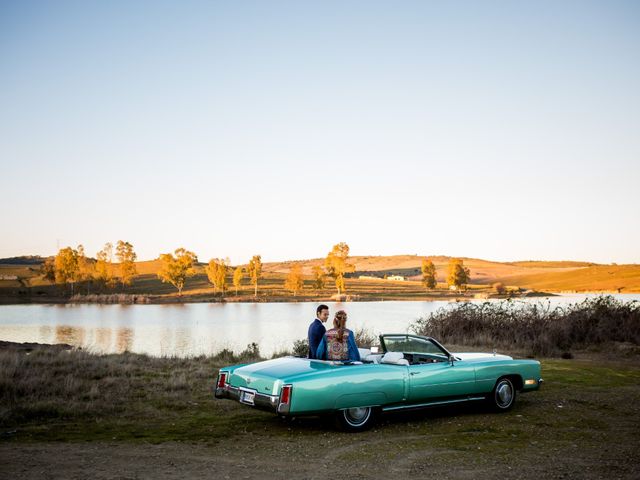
[1,294,638,357]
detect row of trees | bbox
[42,241,137,294]
[156,250,264,297]
[156,243,354,298]
[421,257,471,292]
[42,240,472,297]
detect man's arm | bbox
[316,335,327,360]
[308,322,322,359]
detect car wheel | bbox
[335,406,376,432]
[490,377,517,411]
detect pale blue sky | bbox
[1,1,639,264]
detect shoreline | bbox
[0,290,571,306]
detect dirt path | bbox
[2,418,638,480]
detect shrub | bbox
[410,295,640,357]
[492,282,506,294]
[354,327,376,348]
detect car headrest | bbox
[358,348,371,358]
[364,354,381,364]
[381,352,409,366]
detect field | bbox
[1,344,639,479]
[1,254,639,304]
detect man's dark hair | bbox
[316,304,329,316]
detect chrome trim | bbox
[382,396,485,412]
[215,384,280,413]
[277,384,293,414]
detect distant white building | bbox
[359,275,380,281]
[0,275,18,280]
[387,275,405,281]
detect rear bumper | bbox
[215,384,284,414]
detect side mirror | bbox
[449,355,455,366]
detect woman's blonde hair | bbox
[333,310,348,341]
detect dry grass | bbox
[0,345,264,432]
[69,293,150,304]
[411,295,640,357]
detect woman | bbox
[315,310,361,362]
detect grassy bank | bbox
[411,295,640,357]
[0,344,639,479]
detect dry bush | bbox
[70,294,149,304]
[354,327,376,348]
[411,295,640,357]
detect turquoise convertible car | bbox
[215,334,543,431]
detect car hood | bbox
[454,352,513,361]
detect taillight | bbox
[217,372,228,388]
[280,385,292,404]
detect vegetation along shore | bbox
[1,241,639,304]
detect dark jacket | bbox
[307,318,326,359]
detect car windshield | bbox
[381,335,448,357]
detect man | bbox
[308,304,329,359]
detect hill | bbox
[1,254,638,300]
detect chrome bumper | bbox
[215,384,284,414]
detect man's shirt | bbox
[307,318,326,359]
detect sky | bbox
[1,0,639,265]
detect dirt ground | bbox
[2,404,638,480]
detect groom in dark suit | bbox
[308,304,329,359]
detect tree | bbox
[76,244,95,294]
[447,258,470,292]
[54,247,80,294]
[41,256,56,283]
[206,258,228,296]
[312,265,325,290]
[95,242,115,289]
[157,248,198,296]
[116,240,137,288]
[246,255,262,298]
[421,258,437,290]
[493,282,506,295]
[324,242,355,295]
[284,264,304,296]
[232,267,243,295]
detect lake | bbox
[1,294,638,357]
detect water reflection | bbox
[0,295,638,358]
[94,328,112,352]
[55,325,85,346]
[115,327,134,353]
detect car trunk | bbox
[229,357,336,395]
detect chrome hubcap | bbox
[344,407,371,426]
[496,381,513,407]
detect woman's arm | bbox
[348,331,361,361]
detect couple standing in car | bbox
[308,304,361,362]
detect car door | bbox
[407,358,477,402]
[380,334,479,403]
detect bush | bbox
[492,282,506,295]
[292,339,309,357]
[410,295,640,357]
[354,327,376,348]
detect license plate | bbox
[240,389,255,406]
